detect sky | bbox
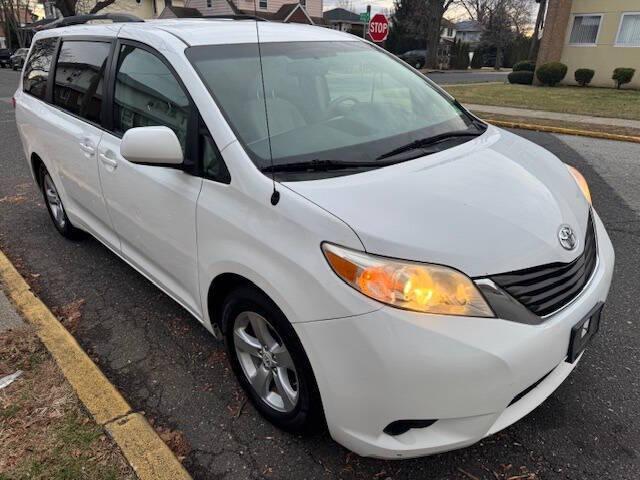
[322,0,477,19]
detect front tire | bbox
[39,165,81,239]
[223,286,323,433]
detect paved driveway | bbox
[1,68,639,479]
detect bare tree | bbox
[424,0,455,69]
[53,0,118,16]
[0,0,32,48]
[528,0,546,59]
[335,0,356,12]
[456,0,533,68]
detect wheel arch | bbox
[30,152,45,190]
[207,272,257,335]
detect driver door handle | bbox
[99,152,118,169]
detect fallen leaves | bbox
[155,425,191,461]
[52,298,85,333]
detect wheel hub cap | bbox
[233,312,299,413]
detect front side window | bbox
[187,41,477,174]
[569,15,602,45]
[616,13,640,46]
[23,37,57,100]
[113,45,190,153]
[53,40,111,123]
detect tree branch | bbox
[89,0,117,14]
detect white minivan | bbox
[15,14,614,459]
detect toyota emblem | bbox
[558,225,578,251]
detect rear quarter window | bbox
[23,37,58,100]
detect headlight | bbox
[322,243,494,317]
[567,165,592,205]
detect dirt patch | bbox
[51,298,85,334]
[0,194,27,205]
[0,327,135,480]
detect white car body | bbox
[15,19,614,459]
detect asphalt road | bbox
[425,70,509,85]
[1,67,639,479]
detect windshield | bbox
[186,41,478,173]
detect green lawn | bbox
[443,84,640,121]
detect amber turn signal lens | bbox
[567,165,592,205]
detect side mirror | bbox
[120,126,183,165]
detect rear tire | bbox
[223,285,323,433]
[39,165,81,239]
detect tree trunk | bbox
[528,0,546,60]
[424,0,444,70]
[54,0,77,17]
[494,45,503,70]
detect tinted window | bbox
[53,41,111,123]
[113,45,190,153]
[23,37,57,100]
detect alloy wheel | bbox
[233,311,299,413]
[44,174,66,229]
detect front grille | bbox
[491,213,597,317]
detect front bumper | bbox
[294,212,614,459]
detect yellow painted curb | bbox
[106,413,191,480]
[485,119,640,144]
[0,249,191,480]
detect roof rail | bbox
[201,14,267,21]
[39,13,144,30]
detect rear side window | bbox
[23,37,57,100]
[113,45,190,152]
[53,41,111,124]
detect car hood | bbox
[283,127,591,277]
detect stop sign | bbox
[368,13,389,43]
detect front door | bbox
[97,42,203,318]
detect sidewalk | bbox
[0,286,23,331]
[465,103,640,130]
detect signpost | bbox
[368,13,389,43]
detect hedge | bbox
[508,71,534,85]
[513,61,536,72]
[574,69,595,87]
[536,62,568,86]
[612,68,636,89]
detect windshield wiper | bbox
[261,159,399,173]
[376,130,484,161]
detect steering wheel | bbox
[326,96,361,117]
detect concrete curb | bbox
[485,119,640,144]
[0,249,192,480]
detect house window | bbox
[259,0,267,8]
[569,14,602,45]
[299,0,305,6]
[206,0,212,6]
[616,13,640,46]
[446,28,453,37]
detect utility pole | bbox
[363,4,370,38]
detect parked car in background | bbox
[397,49,427,69]
[0,49,12,68]
[11,48,29,70]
